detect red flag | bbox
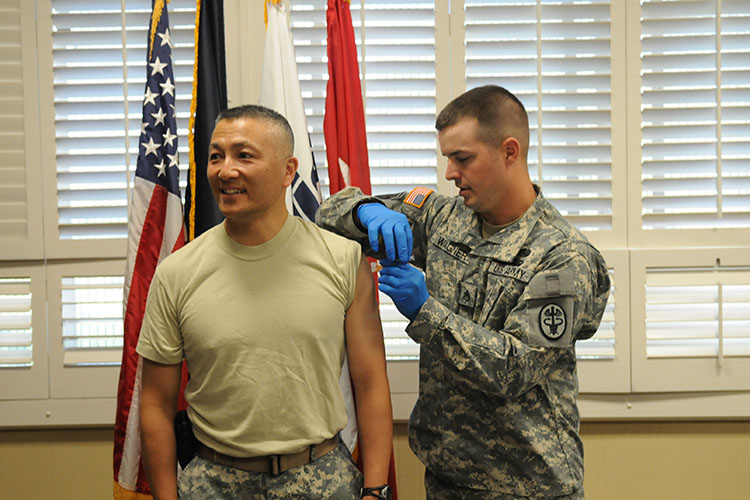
[113,1,187,497]
[324,2,398,498]
[324,0,372,196]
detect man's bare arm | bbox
[345,256,393,489]
[140,358,182,500]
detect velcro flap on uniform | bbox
[525,270,576,347]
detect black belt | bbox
[196,435,339,475]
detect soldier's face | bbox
[439,117,507,219]
[207,117,296,223]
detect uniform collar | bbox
[470,185,544,263]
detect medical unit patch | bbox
[540,303,567,340]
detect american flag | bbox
[114,1,186,496]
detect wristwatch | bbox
[361,484,392,500]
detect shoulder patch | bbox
[404,186,434,208]
[539,303,567,340]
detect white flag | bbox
[260,0,322,222]
[259,0,358,453]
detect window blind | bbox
[645,266,750,359]
[0,277,33,368]
[464,0,614,232]
[575,268,616,359]
[60,275,124,367]
[640,0,750,230]
[0,1,28,242]
[379,291,419,359]
[51,0,195,241]
[290,0,438,199]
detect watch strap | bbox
[361,484,390,499]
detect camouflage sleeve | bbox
[316,186,445,268]
[314,186,377,246]
[406,246,610,398]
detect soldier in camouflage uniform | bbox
[316,85,610,499]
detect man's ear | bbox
[502,136,521,166]
[283,156,299,188]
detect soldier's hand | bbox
[378,260,428,321]
[357,204,413,262]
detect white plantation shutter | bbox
[291,1,435,358]
[6,0,750,423]
[645,270,750,360]
[575,268,616,359]
[379,291,419,359]
[0,2,27,243]
[60,276,124,367]
[47,261,125,398]
[632,249,750,392]
[577,250,630,393]
[49,0,194,244]
[0,0,43,260]
[290,0,438,199]
[354,1,438,193]
[0,266,47,400]
[646,282,750,359]
[639,0,750,232]
[0,278,33,368]
[463,1,624,377]
[464,0,616,232]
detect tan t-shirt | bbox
[136,215,361,457]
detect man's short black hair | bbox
[436,85,529,151]
[215,104,294,155]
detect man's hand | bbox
[377,261,428,321]
[357,203,413,262]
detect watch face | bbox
[381,485,392,500]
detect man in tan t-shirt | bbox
[137,105,393,500]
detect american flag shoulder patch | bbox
[404,186,434,208]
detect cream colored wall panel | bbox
[2,423,750,500]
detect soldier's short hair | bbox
[436,85,529,153]
[215,104,294,156]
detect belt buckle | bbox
[269,454,281,476]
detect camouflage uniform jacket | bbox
[316,185,610,497]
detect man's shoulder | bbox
[535,198,586,241]
[156,225,219,275]
[297,216,361,253]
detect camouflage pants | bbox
[178,440,363,499]
[425,468,584,500]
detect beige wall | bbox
[1,421,749,500]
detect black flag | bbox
[185,0,227,241]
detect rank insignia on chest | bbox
[458,282,477,309]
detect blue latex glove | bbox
[357,203,413,262]
[378,260,429,321]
